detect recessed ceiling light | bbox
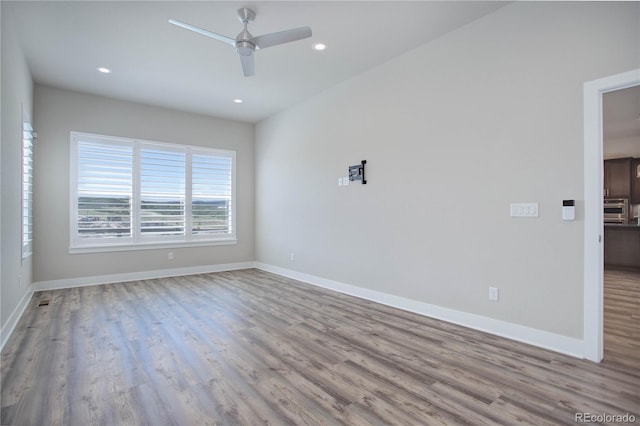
[312,43,327,51]
[97,67,112,74]
[233,98,243,104]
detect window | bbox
[70,132,235,252]
[139,144,185,238]
[22,117,35,258]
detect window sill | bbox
[69,238,237,254]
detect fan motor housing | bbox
[236,40,255,56]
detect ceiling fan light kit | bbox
[169,7,312,77]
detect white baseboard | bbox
[255,262,585,359]
[1,283,35,352]
[33,261,256,292]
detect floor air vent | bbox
[38,300,50,307]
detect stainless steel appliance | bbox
[604,198,629,224]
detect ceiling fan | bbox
[169,8,312,77]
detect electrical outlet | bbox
[489,287,499,301]
[168,252,174,260]
[290,252,295,261]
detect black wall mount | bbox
[349,160,367,184]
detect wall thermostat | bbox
[562,200,575,221]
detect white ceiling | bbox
[6,1,506,123]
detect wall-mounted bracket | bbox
[349,160,367,184]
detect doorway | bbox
[583,69,640,363]
[601,86,640,368]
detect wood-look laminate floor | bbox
[604,268,640,370]
[1,269,639,425]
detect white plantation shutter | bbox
[192,151,233,235]
[70,132,236,251]
[140,145,185,237]
[75,138,133,242]
[22,121,35,257]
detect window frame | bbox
[69,131,236,254]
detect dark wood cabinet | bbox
[604,226,640,270]
[632,159,640,204]
[604,158,632,199]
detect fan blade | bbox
[240,54,255,77]
[252,26,312,50]
[168,19,236,47]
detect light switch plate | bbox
[510,203,539,217]
[343,177,350,186]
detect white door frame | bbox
[583,68,640,362]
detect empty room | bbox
[1,1,639,425]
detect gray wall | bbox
[1,4,34,329]
[604,135,640,160]
[255,2,640,339]
[603,87,640,159]
[33,85,254,282]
